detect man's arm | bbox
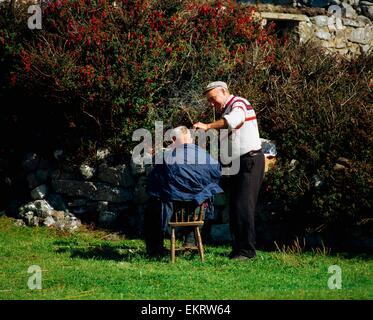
[193,118,227,131]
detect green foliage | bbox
[257,45,372,238]
[1,0,276,160]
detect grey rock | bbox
[51,210,66,222]
[52,180,97,198]
[97,163,134,188]
[33,200,54,218]
[43,216,56,227]
[31,184,48,200]
[24,211,35,225]
[52,180,133,203]
[30,216,40,227]
[14,219,26,227]
[20,203,37,215]
[65,217,81,231]
[298,21,314,44]
[312,15,329,27]
[19,200,53,218]
[46,193,68,212]
[96,148,110,160]
[326,16,338,32]
[94,183,133,203]
[51,212,81,231]
[80,164,95,180]
[341,2,358,18]
[342,17,366,27]
[315,29,332,40]
[348,27,373,44]
[357,15,372,25]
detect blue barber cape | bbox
[147,143,223,230]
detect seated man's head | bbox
[171,126,193,146]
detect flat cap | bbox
[203,81,228,94]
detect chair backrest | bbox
[170,201,207,224]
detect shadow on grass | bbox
[54,238,206,263]
[54,241,148,261]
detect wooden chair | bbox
[168,201,207,263]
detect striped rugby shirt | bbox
[221,95,262,160]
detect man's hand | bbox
[193,119,227,131]
[193,122,209,131]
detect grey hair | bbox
[171,126,190,140]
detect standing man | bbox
[193,81,265,260]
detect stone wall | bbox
[298,1,373,56]
[255,1,373,56]
[14,150,139,233]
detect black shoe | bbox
[228,251,238,258]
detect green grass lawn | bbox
[0,216,372,300]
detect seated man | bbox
[144,126,223,257]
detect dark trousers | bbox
[229,152,265,257]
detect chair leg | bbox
[195,227,205,262]
[171,227,176,263]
